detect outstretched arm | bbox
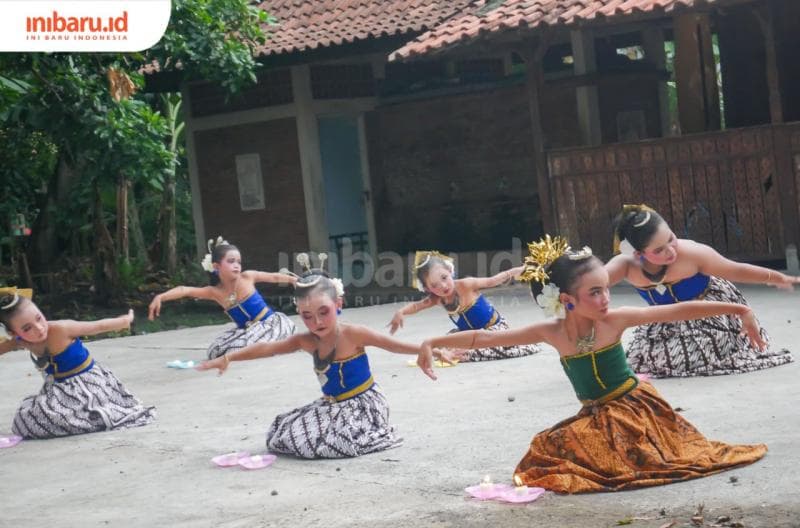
[351,324,422,355]
[694,243,799,290]
[149,285,215,320]
[244,270,297,287]
[417,323,548,380]
[605,255,630,287]
[388,295,438,334]
[59,309,134,338]
[196,334,306,375]
[608,302,765,349]
[0,338,23,356]
[461,265,525,290]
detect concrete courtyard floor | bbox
[1,285,799,528]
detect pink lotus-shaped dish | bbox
[495,486,546,504]
[212,451,250,467]
[237,454,276,470]
[0,435,22,448]
[465,483,513,500]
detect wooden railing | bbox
[547,124,800,260]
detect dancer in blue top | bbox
[198,253,454,459]
[387,250,539,361]
[0,292,155,439]
[606,204,796,377]
[148,236,296,359]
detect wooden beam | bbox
[754,4,784,124]
[520,37,556,235]
[291,64,330,253]
[570,28,603,146]
[545,69,670,89]
[673,12,720,134]
[641,26,673,137]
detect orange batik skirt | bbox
[514,382,766,493]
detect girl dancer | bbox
[607,204,795,377]
[1,292,155,439]
[199,253,453,459]
[148,236,296,359]
[419,236,767,493]
[388,250,539,361]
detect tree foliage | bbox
[0,0,269,299]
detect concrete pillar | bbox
[291,65,330,253]
[641,26,673,137]
[570,29,602,146]
[673,12,721,134]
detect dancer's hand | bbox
[417,341,437,380]
[435,347,466,365]
[196,355,229,376]
[508,265,526,281]
[739,308,766,351]
[388,311,404,335]
[148,296,162,320]
[770,273,800,291]
[122,309,134,328]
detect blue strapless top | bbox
[448,294,500,331]
[635,272,711,305]
[314,350,374,402]
[44,338,94,381]
[225,290,274,329]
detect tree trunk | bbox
[159,178,177,274]
[116,173,129,263]
[28,155,74,274]
[128,184,150,266]
[93,181,118,304]
[157,93,183,275]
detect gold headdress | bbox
[286,253,344,299]
[612,204,655,255]
[518,235,570,285]
[412,250,455,292]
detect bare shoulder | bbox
[294,332,319,353]
[454,277,476,291]
[677,238,708,255]
[339,322,369,338]
[534,319,563,343]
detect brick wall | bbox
[366,83,580,253]
[194,118,309,274]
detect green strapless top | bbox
[560,342,639,405]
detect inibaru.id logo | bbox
[1,1,170,51]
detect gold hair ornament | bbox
[519,235,570,285]
[292,253,344,298]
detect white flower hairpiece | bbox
[535,283,566,319]
[618,239,635,256]
[200,253,214,272]
[330,277,345,298]
[201,236,229,273]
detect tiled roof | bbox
[390,0,733,60]
[257,0,475,56]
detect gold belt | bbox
[323,376,374,403]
